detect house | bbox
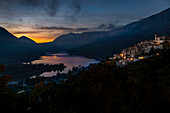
[121,49,127,55]
[153,43,163,50]
[155,34,170,44]
[114,34,169,67]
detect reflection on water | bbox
[31,53,99,77]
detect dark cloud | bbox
[36,23,116,33]
[36,25,89,32]
[0,22,21,29]
[107,24,115,30]
[19,18,23,22]
[65,0,82,24]
[37,26,74,31]
[97,24,106,29]
[45,0,60,17]
[22,0,40,7]
[0,0,169,34]
[21,0,60,17]
[75,27,89,31]
[0,0,84,19]
[71,0,82,14]
[13,31,43,34]
[96,23,116,30]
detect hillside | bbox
[0,27,37,54]
[1,50,169,113]
[51,31,109,49]
[0,27,63,63]
[69,8,170,57]
[0,27,43,63]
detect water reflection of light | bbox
[31,53,99,77]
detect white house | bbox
[155,34,170,44]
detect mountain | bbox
[38,42,62,52]
[1,8,170,60]
[0,27,18,45]
[19,36,36,44]
[0,27,37,54]
[69,8,170,57]
[0,27,43,63]
[0,26,63,63]
[51,31,109,49]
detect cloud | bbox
[0,0,60,17]
[21,0,40,7]
[36,23,116,33]
[65,0,82,24]
[36,25,89,32]
[12,31,43,34]
[45,0,60,17]
[0,0,84,20]
[75,27,89,31]
[21,0,60,17]
[96,23,116,30]
[38,26,73,30]
[0,22,21,29]
[107,24,115,30]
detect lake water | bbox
[31,53,99,77]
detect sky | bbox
[0,0,169,43]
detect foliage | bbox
[1,50,170,113]
[0,65,17,113]
[163,41,170,49]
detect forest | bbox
[0,50,170,113]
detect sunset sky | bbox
[0,0,169,43]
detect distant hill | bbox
[69,8,170,57]
[0,27,37,54]
[0,27,43,63]
[19,36,36,44]
[0,27,63,63]
[1,8,170,60]
[51,31,109,49]
[0,26,63,63]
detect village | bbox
[111,34,170,66]
[6,34,170,94]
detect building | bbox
[114,34,169,67]
[155,34,170,44]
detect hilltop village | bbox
[5,34,170,94]
[111,34,170,66]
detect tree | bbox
[163,41,170,49]
[0,65,12,89]
[0,65,17,113]
[149,46,155,55]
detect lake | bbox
[31,53,99,77]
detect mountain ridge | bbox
[0,8,170,59]
[69,7,170,57]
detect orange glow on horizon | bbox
[32,38,54,43]
[14,34,56,43]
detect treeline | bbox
[0,50,170,113]
[5,63,66,80]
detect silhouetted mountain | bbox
[38,42,62,52]
[19,36,36,44]
[0,27,17,40]
[0,27,62,63]
[69,8,170,57]
[51,31,109,48]
[0,27,42,63]
[1,8,170,60]
[0,31,36,53]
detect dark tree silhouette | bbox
[163,41,170,49]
